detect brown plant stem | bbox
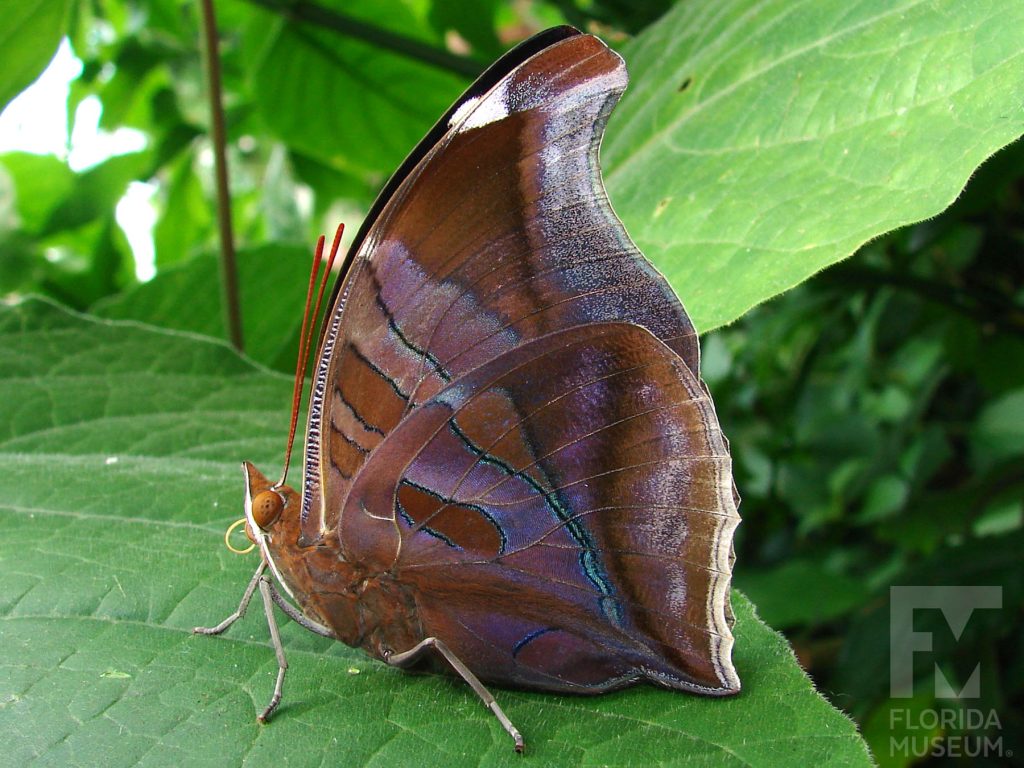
[199,0,244,352]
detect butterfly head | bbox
[239,460,361,645]
[240,461,299,551]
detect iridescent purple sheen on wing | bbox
[255,29,740,701]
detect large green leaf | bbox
[92,244,313,372]
[971,388,1024,472]
[0,151,148,308]
[243,0,468,179]
[427,0,504,60]
[0,153,76,236]
[43,151,153,236]
[603,0,1024,331]
[734,561,871,630]
[0,0,70,112]
[0,299,872,766]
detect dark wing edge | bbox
[319,26,584,338]
[397,30,701,375]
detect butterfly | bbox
[195,25,740,752]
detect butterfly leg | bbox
[386,638,524,753]
[194,561,334,722]
[192,562,287,722]
[250,573,335,721]
[193,561,266,635]
[265,577,334,638]
[256,575,288,722]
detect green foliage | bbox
[0,300,872,766]
[715,141,1024,763]
[0,148,143,308]
[94,245,314,372]
[1,0,1022,765]
[248,2,468,180]
[0,0,71,113]
[604,0,1024,331]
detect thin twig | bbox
[242,0,485,78]
[199,0,245,351]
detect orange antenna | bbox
[277,223,345,487]
[312,223,345,350]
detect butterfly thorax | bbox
[243,461,424,657]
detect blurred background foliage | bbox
[715,142,1024,765]
[1,0,1021,765]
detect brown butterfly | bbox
[196,25,740,752]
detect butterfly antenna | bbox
[277,223,345,487]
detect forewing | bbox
[340,323,739,694]
[300,32,699,540]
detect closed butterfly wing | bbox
[339,322,739,694]
[202,27,741,749]
[300,30,701,543]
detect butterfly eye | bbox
[252,490,284,530]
